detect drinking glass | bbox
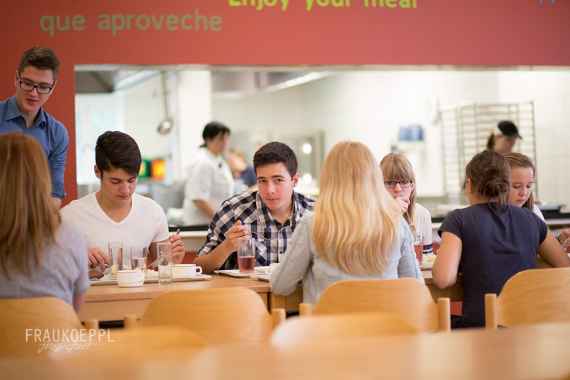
[122,249,132,270]
[413,232,423,266]
[237,238,256,273]
[157,242,172,284]
[129,247,148,273]
[108,241,123,278]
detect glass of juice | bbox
[413,231,423,266]
[237,238,256,273]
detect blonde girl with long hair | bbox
[0,134,89,311]
[380,153,433,255]
[271,141,422,303]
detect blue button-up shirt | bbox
[0,96,68,198]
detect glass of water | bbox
[130,247,148,273]
[108,241,123,278]
[157,242,172,284]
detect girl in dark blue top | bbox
[433,150,570,328]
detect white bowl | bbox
[117,270,145,287]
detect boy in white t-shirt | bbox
[61,131,184,271]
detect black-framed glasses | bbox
[17,76,54,94]
[384,180,413,190]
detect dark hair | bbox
[18,47,60,80]
[503,152,536,210]
[253,142,298,177]
[486,134,496,150]
[95,131,141,176]
[200,121,230,148]
[486,120,521,150]
[465,150,511,206]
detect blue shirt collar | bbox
[5,96,48,129]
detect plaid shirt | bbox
[198,190,315,269]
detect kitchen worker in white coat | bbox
[183,121,234,225]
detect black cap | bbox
[497,120,522,139]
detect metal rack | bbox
[441,102,537,198]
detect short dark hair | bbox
[200,121,230,147]
[465,150,510,207]
[18,47,60,80]
[486,120,522,150]
[253,142,298,177]
[497,120,521,139]
[95,131,141,176]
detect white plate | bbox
[254,266,272,275]
[117,281,144,288]
[90,272,212,286]
[252,274,270,282]
[214,269,252,278]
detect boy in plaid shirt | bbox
[195,142,314,272]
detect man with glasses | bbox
[0,47,67,206]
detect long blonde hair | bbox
[380,153,417,232]
[312,141,401,275]
[0,134,61,277]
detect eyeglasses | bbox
[17,76,54,94]
[384,180,413,190]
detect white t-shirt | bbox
[183,148,234,225]
[413,203,433,254]
[60,192,169,254]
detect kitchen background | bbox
[74,66,570,222]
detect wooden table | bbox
[80,275,271,322]
[81,271,462,322]
[422,269,463,301]
[5,323,570,380]
[184,322,570,380]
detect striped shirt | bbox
[198,190,315,269]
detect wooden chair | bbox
[271,312,417,348]
[299,279,451,332]
[485,267,570,329]
[124,287,286,344]
[0,297,96,357]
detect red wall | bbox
[1,0,569,201]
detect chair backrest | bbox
[0,297,84,357]
[311,279,450,332]
[485,267,570,328]
[139,288,274,344]
[271,312,417,348]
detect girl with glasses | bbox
[380,153,433,257]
